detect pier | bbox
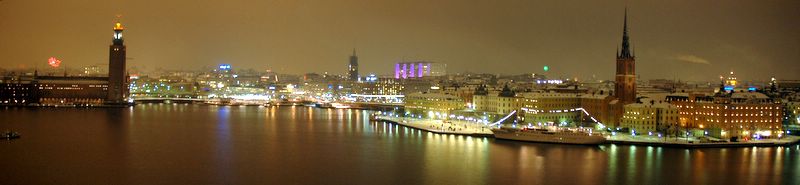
[373,115,493,137]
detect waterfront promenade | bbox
[374,115,493,137]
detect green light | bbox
[543,66,549,72]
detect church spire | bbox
[619,8,633,59]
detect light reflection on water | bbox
[0,104,797,184]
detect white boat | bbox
[491,127,606,145]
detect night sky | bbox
[0,0,797,81]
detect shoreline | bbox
[374,115,800,148]
[607,136,800,148]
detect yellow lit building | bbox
[404,92,464,116]
[519,92,581,124]
[472,85,522,115]
[620,102,679,134]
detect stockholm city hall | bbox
[0,20,130,106]
[106,21,128,105]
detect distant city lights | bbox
[365,74,378,82]
[536,79,563,84]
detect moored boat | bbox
[491,126,606,145]
[2,131,21,140]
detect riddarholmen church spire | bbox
[618,8,633,59]
[614,8,637,106]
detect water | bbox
[1,104,798,184]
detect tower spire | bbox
[619,8,632,59]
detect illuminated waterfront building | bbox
[580,92,619,127]
[473,84,523,115]
[352,75,404,103]
[666,91,783,139]
[0,21,128,106]
[620,101,679,134]
[0,75,108,106]
[518,92,581,125]
[469,86,619,127]
[0,76,35,105]
[404,92,464,116]
[35,76,108,106]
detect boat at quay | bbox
[491,126,607,145]
[2,131,21,140]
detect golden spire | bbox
[113,14,124,30]
[114,22,124,31]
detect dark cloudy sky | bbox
[0,0,797,81]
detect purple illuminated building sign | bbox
[394,61,441,79]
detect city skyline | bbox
[0,0,798,82]
[2,2,800,184]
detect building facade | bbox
[620,102,679,134]
[394,61,446,79]
[519,92,581,125]
[404,92,464,116]
[0,75,109,106]
[352,75,404,103]
[667,92,783,139]
[0,77,36,105]
[473,84,522,115]
[35,76,109,106]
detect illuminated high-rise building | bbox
[615,9,636,105]
[348,49,359,81]
[106,21,127,104]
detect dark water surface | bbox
[1,104,798,184]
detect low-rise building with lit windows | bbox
[352,75,404,103]
[519,92,581,125]
[473,84,522,115]
[0,78,36,105]
[404,92,464,116]
[620,102,679,134]
[580,93,619,127]
[35,76,109,106]
[666,91,783,139]
[1,75,113,106]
